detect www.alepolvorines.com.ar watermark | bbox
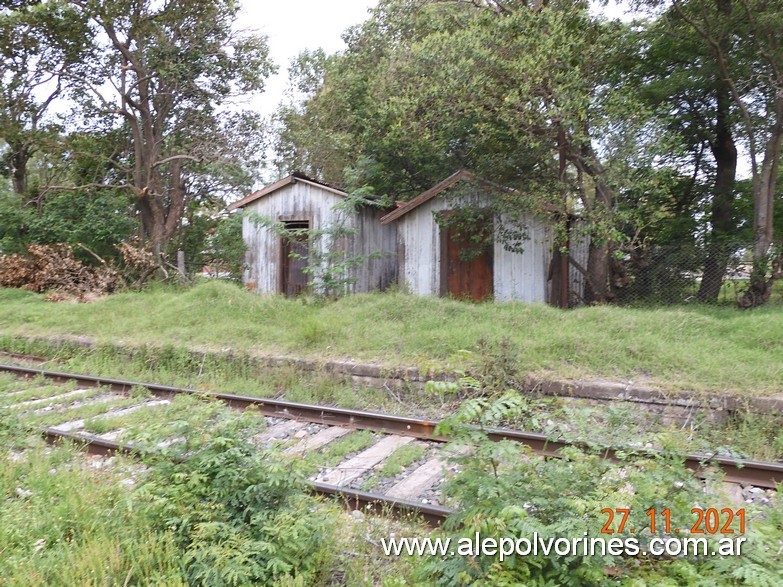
[382,532,747,561]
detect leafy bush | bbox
[203,213,247,280]
[421,391,783,586]
[136,415,340,586]
[0,185,135,262]
[0,444,185,586]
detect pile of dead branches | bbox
[0,239,181,300]
[0,244,121,298]
[117,240,159,286]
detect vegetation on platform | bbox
[1,280,781,397]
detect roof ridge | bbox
[227,173,347,211]
[380,169,514,224]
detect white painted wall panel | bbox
[493,215,554,303]
[396,195,457,296]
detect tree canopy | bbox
[1,0,273,265]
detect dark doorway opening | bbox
[440,214,494,302]
[280,221,309,296]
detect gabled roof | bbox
[379,169,517,225]
[227,171,347,211]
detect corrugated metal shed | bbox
[230,173,397,295]
[381,170,586,304]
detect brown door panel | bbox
[442,217,493,302]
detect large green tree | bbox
[651,0,783,306]
[632,1,743,303]
[0,0,87,198]
[1,0,274,264]
[62,0,274,253]
[273,2,480,195]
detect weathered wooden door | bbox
[281,221,309,296]
[441,217,494,301]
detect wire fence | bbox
[611,242,762,306]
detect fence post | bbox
[177,250,186,284]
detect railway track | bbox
[2,362,781,528]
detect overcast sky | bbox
[237,1,378,120]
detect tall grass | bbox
[1,280,782,395]
[0,440,185,585]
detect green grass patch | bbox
[694,408,783,462]
[0,373,51,394]
[0,407,424,586]
[0,335,426,418]
[1,280,782,396]
[80,417,115,435]
[84,395,231,446]
[528,397,783,461]
[379,443,427,478]
[24,395,138,428]
[3,386,99,411]
[304,429,377,474]
[0,443,185,586]
[0,381,77,405]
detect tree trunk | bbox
[9,145,29,197]
[133,161,187,253]
[12,156,26,197]
[699,244,731,302]
[585,240,611,303]
[567,138,615,304]
[161,158,186,246]
[741,93,783,308]
[97,10,190,258]
[698,84,737,303]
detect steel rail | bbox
[6,363,783,490]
